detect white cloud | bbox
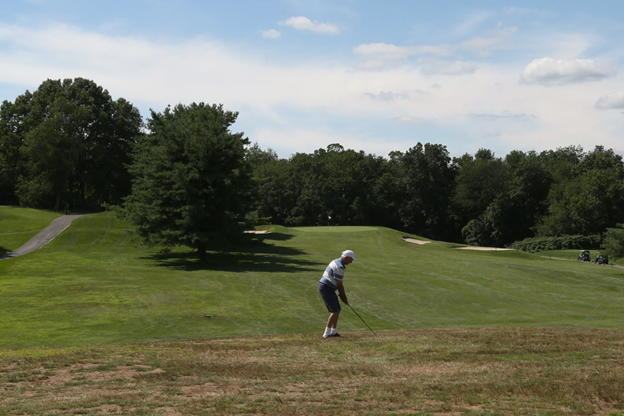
[281,16,339,34]
[393,116,425,125]
[353,26,516,70]
[421,61,477,76]
[520,57,617,85]
[353,43,453,70]
[459,27,517,56]
[261,29,281,39]
[1,23,623,161]
[470,111,536,120]
[364,90,426,101]
[353,43,412,70]
[354,43,451,58]
[595,90,624,110]
[542,33,595,60]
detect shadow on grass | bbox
[254,232,293,242]
[144,233,322,273]
[0,245,7,255]
[148,251,322,273]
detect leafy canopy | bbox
[0,78,142,210]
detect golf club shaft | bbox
[347,304,377,335]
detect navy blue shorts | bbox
[319,282,341,313]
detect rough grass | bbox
[1,328,624,415]
[0,206,62,253]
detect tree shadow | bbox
[254,232,294,242]
[143,233,322,273]
[147,251,322,273]
[0,245,7,255]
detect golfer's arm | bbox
[336,280,348,304]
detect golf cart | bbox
[577,250,591,262]
[595,253,609,265]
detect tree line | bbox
[249,142,624,247]
[2,78,624,259]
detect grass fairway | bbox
[0,206,62,254]
[2,209,624,414]
[1,211,624,348]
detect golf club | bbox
[347,303,377,336]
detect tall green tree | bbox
[1,78,142,210]
[124,103,254,260]
[536,146,624,236]
[454,149,510,221]
[285,144,396,227]
[396,143,458,241]
[454,149,511,245]
[463,151,553,247]
[603,224,624,261]
[0,92,34,205]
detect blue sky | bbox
[1,1,624,158]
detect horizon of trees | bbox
[248,142,624,247]
[2,78,624,255]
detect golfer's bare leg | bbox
[327,311,340,329]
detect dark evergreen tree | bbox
[124,103,254,261]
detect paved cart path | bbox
[0,214,83,261]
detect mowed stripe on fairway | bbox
[1,210,624,348]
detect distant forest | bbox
[2,78,624,248]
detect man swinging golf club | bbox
[319,250,356,338]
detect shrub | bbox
[602,225,624,261]
[509,234,602,253]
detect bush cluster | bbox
[509,234,603,253]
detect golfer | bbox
[319,250,356,338]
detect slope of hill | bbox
[0,207,62,254]
[1,210,623,348]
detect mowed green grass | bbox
[0,206,62,253]
[1,210,624,348]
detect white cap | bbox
[341,250,357,261]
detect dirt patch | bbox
[13,364,164,388]
[402,237,430,245]
[182,382,224,395]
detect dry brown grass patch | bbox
[2,328,624,415]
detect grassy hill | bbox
[0,206,62,254]
[1,210,624,348]
[2,208,624,414]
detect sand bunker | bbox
[456,246,514,251]
[244,230,271,234]
[403,237,431,245]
